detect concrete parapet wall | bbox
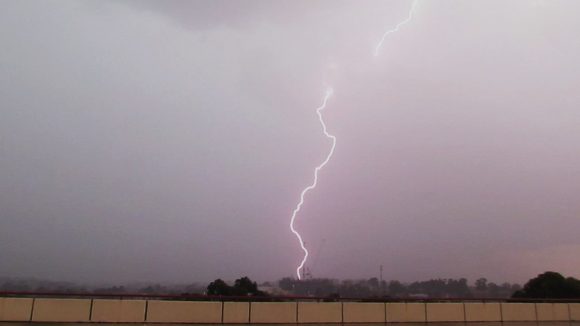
[298,302,342,323]
[146,300,221,323]
[501,303,537,321]
[250,302,297,323]
[426,303,465,322]
[5,297,580,324]
[90,299,146,322]
[343,302,385,323]
[0,298,33,321]
[32,298,91,322]
[570,303,580,321]
[464,302,501,322]
[536,303,570,321]
[223,302,250,323]
[386,302,426,322]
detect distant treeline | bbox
[5,272,579,299]
[0,276,519,299]
[0,277,205,295]
[276,272,580,299]
[277,277,520,299]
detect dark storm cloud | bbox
[113,0,355,30]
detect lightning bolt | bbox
[289,87,335,280]
[289,0,418,280]
[374,0,419,57]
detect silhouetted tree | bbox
[448,278,471,297]
[207,277,266,296]
[233,276,266,296]
[207,279,231,295]
[513,272,580,299]
[475,278,488,291]
[388,280,406,297]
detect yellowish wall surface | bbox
[386,303,426,322]
[223,302,249,323]
[464,303,501,322]
[570,303,580,321]
[426,303,465,322]
[536,303,570,321]
[7,297,580,324]
[32,298,91,322]
[0,298,33,321]
[501,303,536,321]
[91,299,146,322]
[146,300,221,323]
[343,302,385,323]
[298,302,342,323]
[250,302,297,323]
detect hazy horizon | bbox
[1,0,580,285]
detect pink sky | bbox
[1,0,579,284]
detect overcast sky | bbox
[1,0,579,285]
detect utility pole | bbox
[380,265,384,296]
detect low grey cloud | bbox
[1,0,579,284]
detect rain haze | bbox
[1,0,579,285]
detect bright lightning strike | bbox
[289,87,335,280]
[374,0,418,56]
[289,0,419,280]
